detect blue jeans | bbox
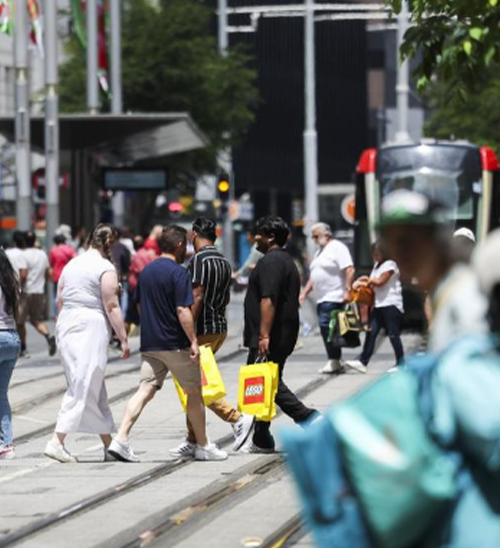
[317,301,344,361]
[0,330,21,446]
[359,306,404,366]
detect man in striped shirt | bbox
[170,218,255,458]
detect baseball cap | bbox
[453,227,475,242]
[472,228,500,296]
[377,189,448,229]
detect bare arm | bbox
[299,278,313,305]
[19,268,27,289]
[259,297,276,356]
[191,284,205,323]
[369,270,394,288]
[343,265,355,301]
[56,279,64,315]
[177,306,199,363]
[101,271,130,360]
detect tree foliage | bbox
[59,0,258,177]
[424,74,500,154]
[386,0,500,96]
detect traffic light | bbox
[217,173,230,202]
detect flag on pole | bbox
[71,0,110,95]
[27,0,43,56]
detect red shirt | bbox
[143,237,161,256]
[49,244,77,282]
[128,247,156,293]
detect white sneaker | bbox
[345,360,368,374]
[170,440,197,459]
[318,360,342,374]
[108,438,140,463]
[232,414,256,451]
[104,449,117,462]
[44,440,78,463]
[239,441,275,454]
[195,443,228,461]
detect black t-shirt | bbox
[136,258,194,352]
[244,247,301,351]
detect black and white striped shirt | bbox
[187,246,232,335]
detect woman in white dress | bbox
[44,224,130,463]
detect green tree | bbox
[424,75,500,154]
[59,0,258,178]
[387,0,500,95]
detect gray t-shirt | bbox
[24,248,50,294]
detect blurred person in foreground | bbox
[299,222,355,374]
[243,216,318,453]
[0,249,21,459]
[22,231,56,357]
[379,189,488,354]
[170,218,254,459]
[44,224,130,463]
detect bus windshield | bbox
[377,144,482,221]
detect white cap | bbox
[453,227,475,242]
[472,228,500,295]
[55,224,72,240]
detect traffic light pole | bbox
[14,0,32,231]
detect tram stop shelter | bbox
[0,113,208,231]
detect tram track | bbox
[0,373,336,548]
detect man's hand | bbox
[299,292,307,306]
[120,340,131,360]
[343,289,352,303]
[258,336,270,358]
[190,341,200,364]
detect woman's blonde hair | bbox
[88,223,118,260]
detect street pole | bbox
[44,0,60,244]
[109,0,125,227]
[86,0,99,114]
[14,0,31,230]
[395,0,411,142]
[304,0,319,261]
[218,0,235,265]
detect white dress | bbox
[55,250,117,434]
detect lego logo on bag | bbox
[244,376,265,404]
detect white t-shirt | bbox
[370,260,404,312]
[24,248,50,294]
[310,240,354,303]
[0,285,16,330]
[5,248,27,279]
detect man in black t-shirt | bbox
[243,217,317,453]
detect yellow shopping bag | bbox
[174,345,227,410]
[238,361,279,421]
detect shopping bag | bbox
[174,344,226,410]
[332,361,459,548]
[329,304,362,348]
[280,414,372,548]
[238,361,279,421]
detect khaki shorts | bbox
[140,349,201,391]
[18,294,47,324]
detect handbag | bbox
[329,304,362,348]
[174,344,227,410]
[349,286,375,307]
[238,361,279,421]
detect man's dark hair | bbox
[12,230,26,249]
[192,217,217,242]
[254,216,290,247]
[54,234,66,245]
[159,225,187,254]
[25,231,37,248]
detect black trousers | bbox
[247,346,315,449]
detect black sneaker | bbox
[48,336,57,357]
